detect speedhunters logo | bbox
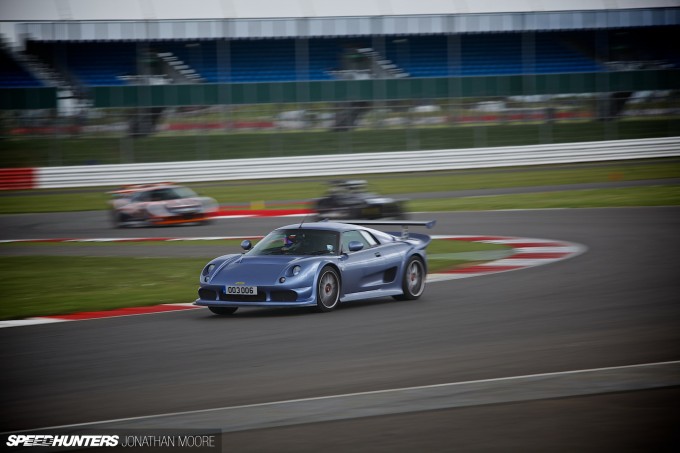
[6,435,119,447]
[3,431,221,451]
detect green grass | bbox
[0,191,113,214]
[0,239,511,320]
[413,185,680,211]
[0,256,207,320]
[426,239,512,272]
[1,159,679,214]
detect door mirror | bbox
[347,241,364,252]
[241,240,252,251]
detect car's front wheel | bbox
[112,211,129,228]
[315,266,340,312]
[394,256,425,300]
[208,306,238,315]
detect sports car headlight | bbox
[291,265,301,276]
[203,264,216,276]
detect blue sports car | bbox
[194,220,436,314]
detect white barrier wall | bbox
[37,137,680,189]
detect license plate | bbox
[225,285,257,295]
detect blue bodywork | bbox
[194,220,435,311]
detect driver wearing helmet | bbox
[282,233,302,251]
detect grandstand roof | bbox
[1,0,678,43]
[2,0,678,21]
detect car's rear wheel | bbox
[314,198,333,220]
[315,266,340,312]
[394,256,425,300]
[208,306,238,315]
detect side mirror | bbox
[347,241,364,252]
[241,240,252,251]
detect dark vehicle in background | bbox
[314,180,408,220]
[109,183,218,227]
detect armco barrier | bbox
[17,137,680,189]
[0,168,36,190]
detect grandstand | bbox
[0,0,678,165]
[2,1,679,88]
[20,32,608,86]
[5,26,679,87]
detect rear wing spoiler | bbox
[334,219,436,240]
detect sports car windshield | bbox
[152,187,197,200]
[130,186,198,202]
[248,229,340,256]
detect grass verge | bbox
[0,256,207,320]
[413,185,680,211]
[0,158,679,214]
[0,239,510,320]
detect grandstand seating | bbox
[0,46,44,87]
[24,38,344,85]
[6,27,677,88]
[26,41,139,86]
[384,33,602,77]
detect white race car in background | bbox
[109,183,218,227]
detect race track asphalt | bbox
[1,207,679,452]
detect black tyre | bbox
[208,306,238,315]
[315,198,334,219]
[112,211,128,228]
[315,266,341,312]
[394,256,426,301]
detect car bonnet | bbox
[208,255,308,285]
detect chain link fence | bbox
[1,91,679,167]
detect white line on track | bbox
[0,318,66,328]
[5,360,679,435]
